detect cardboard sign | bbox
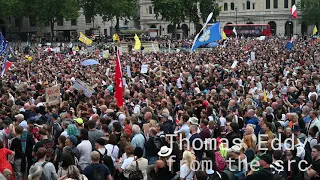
[73,79,96,97]
[45,86,61,106]
[140,64,148,74]
[131,57,135,62]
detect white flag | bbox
[152,44,157,53]
[233,27,237,36]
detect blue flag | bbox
[0,32,7,55]
[191,22,222,51]
[285,41,294,50]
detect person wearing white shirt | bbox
[307,111,320,137]
[174,115,191,138]
[105,134,120,167]
[117,146,135,175]
[77,129,92,170]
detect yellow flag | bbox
[78,32,92,45]
[313,26,318,35]
[113,33,120,42]
[222,31,227,40]
[263,89,267,102]
[134,34,141,51]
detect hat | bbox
[95,138,106,146]
[158,113,169,119]
[15,114,24,120]
[158,146,173,157]
[52,114,59,119]
[292,125,301,132]
[134,147,144,158]
[75,118,83,125]
[188,117,199,126]
[259,153,272,164]
[229,145,241,153]
[67,135,78,145]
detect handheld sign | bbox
[46,86,61,106]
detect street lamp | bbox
[235,7,238,24]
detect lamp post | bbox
[235,7,238,24]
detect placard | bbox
[45,86,61,106]
[250,52,256,60]
[231,61,238,69]
[126,65,132,78]
[73,79,96,97]
[140,64,148,74]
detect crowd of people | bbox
[0,35,320,180]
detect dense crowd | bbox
[0,35,320,180]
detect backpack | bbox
[40,162,49,180]
[215,151,226,171]
[95,149,115,176]
[92,164,105,180]
[128,160,144,180]
[270,164,287,180]
[222,165,246,180]
[154,136,165,150]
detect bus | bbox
[223,24,271,37]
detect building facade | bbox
[216,0,311,36]
[0,9,135,41]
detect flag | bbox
[191,22,222,51]
[191,12,214,51]
[0,32,8,56]
[313,26,318,35]
[6,47,16,62]
[291,4,297,18]
[134,34,141,51]
[285,39,294,50]
[113,33,120,43]
[263,90,267,102]
[222,31,227,40]
[114,48,124,108]
[78,32,92,45]
[1,48,13,77]
[233,27,237,36]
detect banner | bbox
[45,86,61,106]
[141,64,148,74]
[73,79,96,97]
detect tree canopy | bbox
[297,0,320,25]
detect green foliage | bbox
[297,0,320,25]
[199,0,220,23]
[0,0,25,22]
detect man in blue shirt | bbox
[83,151,112,180]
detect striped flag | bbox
[78,32,92,45]
[291,4,297,18]
[1,48,13,77]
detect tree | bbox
[199,0,220,23]
[81,0,100,26]
[297,0,320,26]
[31,0,80,40]
[152,0,219,37]
[99,0,138,33]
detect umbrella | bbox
[208,42,219,47]
[81,59,100,66]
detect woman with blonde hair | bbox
[179,151,196,180]
[242,135,255,162]
[28,166,42,180]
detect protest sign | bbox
[141,64,148,74]
[251,52,256,60]
[231,61,238,69]
[127,65,132,77]
[72,79,96,97]
[45,86,61,106]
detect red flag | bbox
[114,49,124,108]
[291,4,297,18]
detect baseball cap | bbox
[74,118,83,125]
[259,153,272,164]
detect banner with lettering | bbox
[73,79,96,98]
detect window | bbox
[148,6,152,14]
[253,3,255,9]
[104,29,107,35]
[266,0,270,9]
[71,19,77,26]
[85,16,91,23]
[274,0,278,8]
[14,19,21,27]
[29,16,36,27]
[57,18,63,26]
[291,0,296,6]
[284,0,289,8]
[231,2,235,10]
[246,1,251,9]
[224,3,228,11]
